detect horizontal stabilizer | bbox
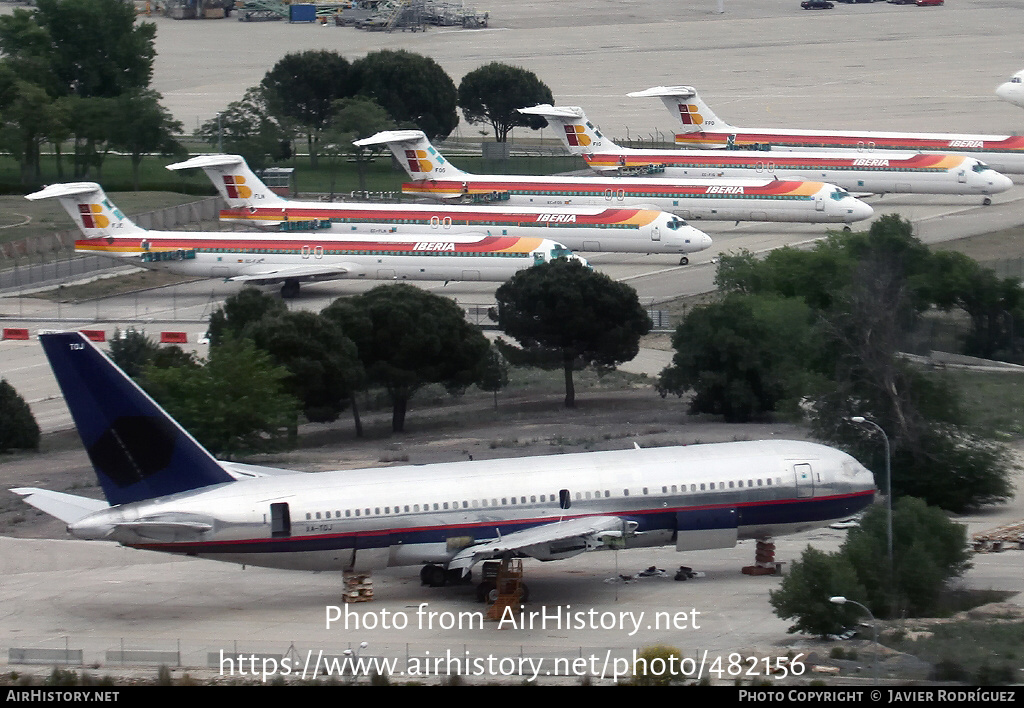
[353,130,427,147]
[165,154,245,171]
[518,104,584,119]
[10,487,109,524]
[221,461,307,479]
[24,182,103,201]
[627,86,698,98]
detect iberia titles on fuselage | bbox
[166,154,712,258]
[353,130,873,225]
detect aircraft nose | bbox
[992,171,1014,194]
[847,198,874,222]
[695,230,713,252]
[996,83,1013,100]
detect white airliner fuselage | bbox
[632,85,1024,174]
[15,333,877,596]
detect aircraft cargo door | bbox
[675,506,738,551]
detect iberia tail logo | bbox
[77,203,109,229]
[405,149,433,172]
[563,125,591,147]
[222,175,252,199]
[679,103,704,126]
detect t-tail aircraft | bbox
[630,85,1024,175]
[996,70,1024,109]
[14,332,876,600]
[522,104,1013,205]
[353,130,874,235]
[26,183,587,298]
[165,154,713,263]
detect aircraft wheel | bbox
[280,279,300,299]
[843,226,852,232]
[476,580,497,603]
[679,256,689,266]
[984,197,993,206]
[422,564,447,587]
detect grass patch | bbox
[932,369,1024,438]
[28,270,202,302]
[881,619,1024,685]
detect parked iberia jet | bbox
[354,130,873,246]
[14,332,876,600]
[165,154,713,262]
[26,183,586,298]
[630,85,1024,175]
[996,70,1024,109]
[522,104,1013,205]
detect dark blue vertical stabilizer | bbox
[39,332,235,506]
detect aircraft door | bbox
[270,502,291,538]
[957,170,967,184]
[793,463,814,498]
[651,226,661,242]
[815,197,825,212]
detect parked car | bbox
[801,0,835,8]
[916,0,943,5]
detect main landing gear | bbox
[280,279,300,299]
[678,256,689,266]
[984,197,993,206]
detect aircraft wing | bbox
[225,263,356,284]
[448,515,637,573]
[10,488,109,524]
[220,461,307,479]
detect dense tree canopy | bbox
[702,215,1018,511]
[260,50,352,167]
[457,63,554,142]
[0,379,41,453]
[322,285,489,432]
[770,497,971,635]
[141,336,297,458]
[349,50,458,140]
[198,87,288,170]
[492,259,651,408]
[0,0,163,183]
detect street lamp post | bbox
[850,416,893,574]
[830,596,879,684]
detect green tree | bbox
[350,49,458,140]
[843,497,971,617]
[492,259,651,408]
[457,63,554,142]
[142,336,297,458]
[658,294,816,422]
[768,546,868,638]
[260,50,352,168]
[199,87,289,170]
[322,285,490,433]
[0,379,41,453]
[319,96,397,196]
[207,287,287,347]
[476,345,510,409]
[31,0,156,98]
[109,89,185,190]
[244,310,365,426]
[107,327,161,378]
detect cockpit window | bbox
[550,245,574,260]
[667,218,688,230]
[830,189,851,201]
[1012,77,1022,84]
[972,162,991,173]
